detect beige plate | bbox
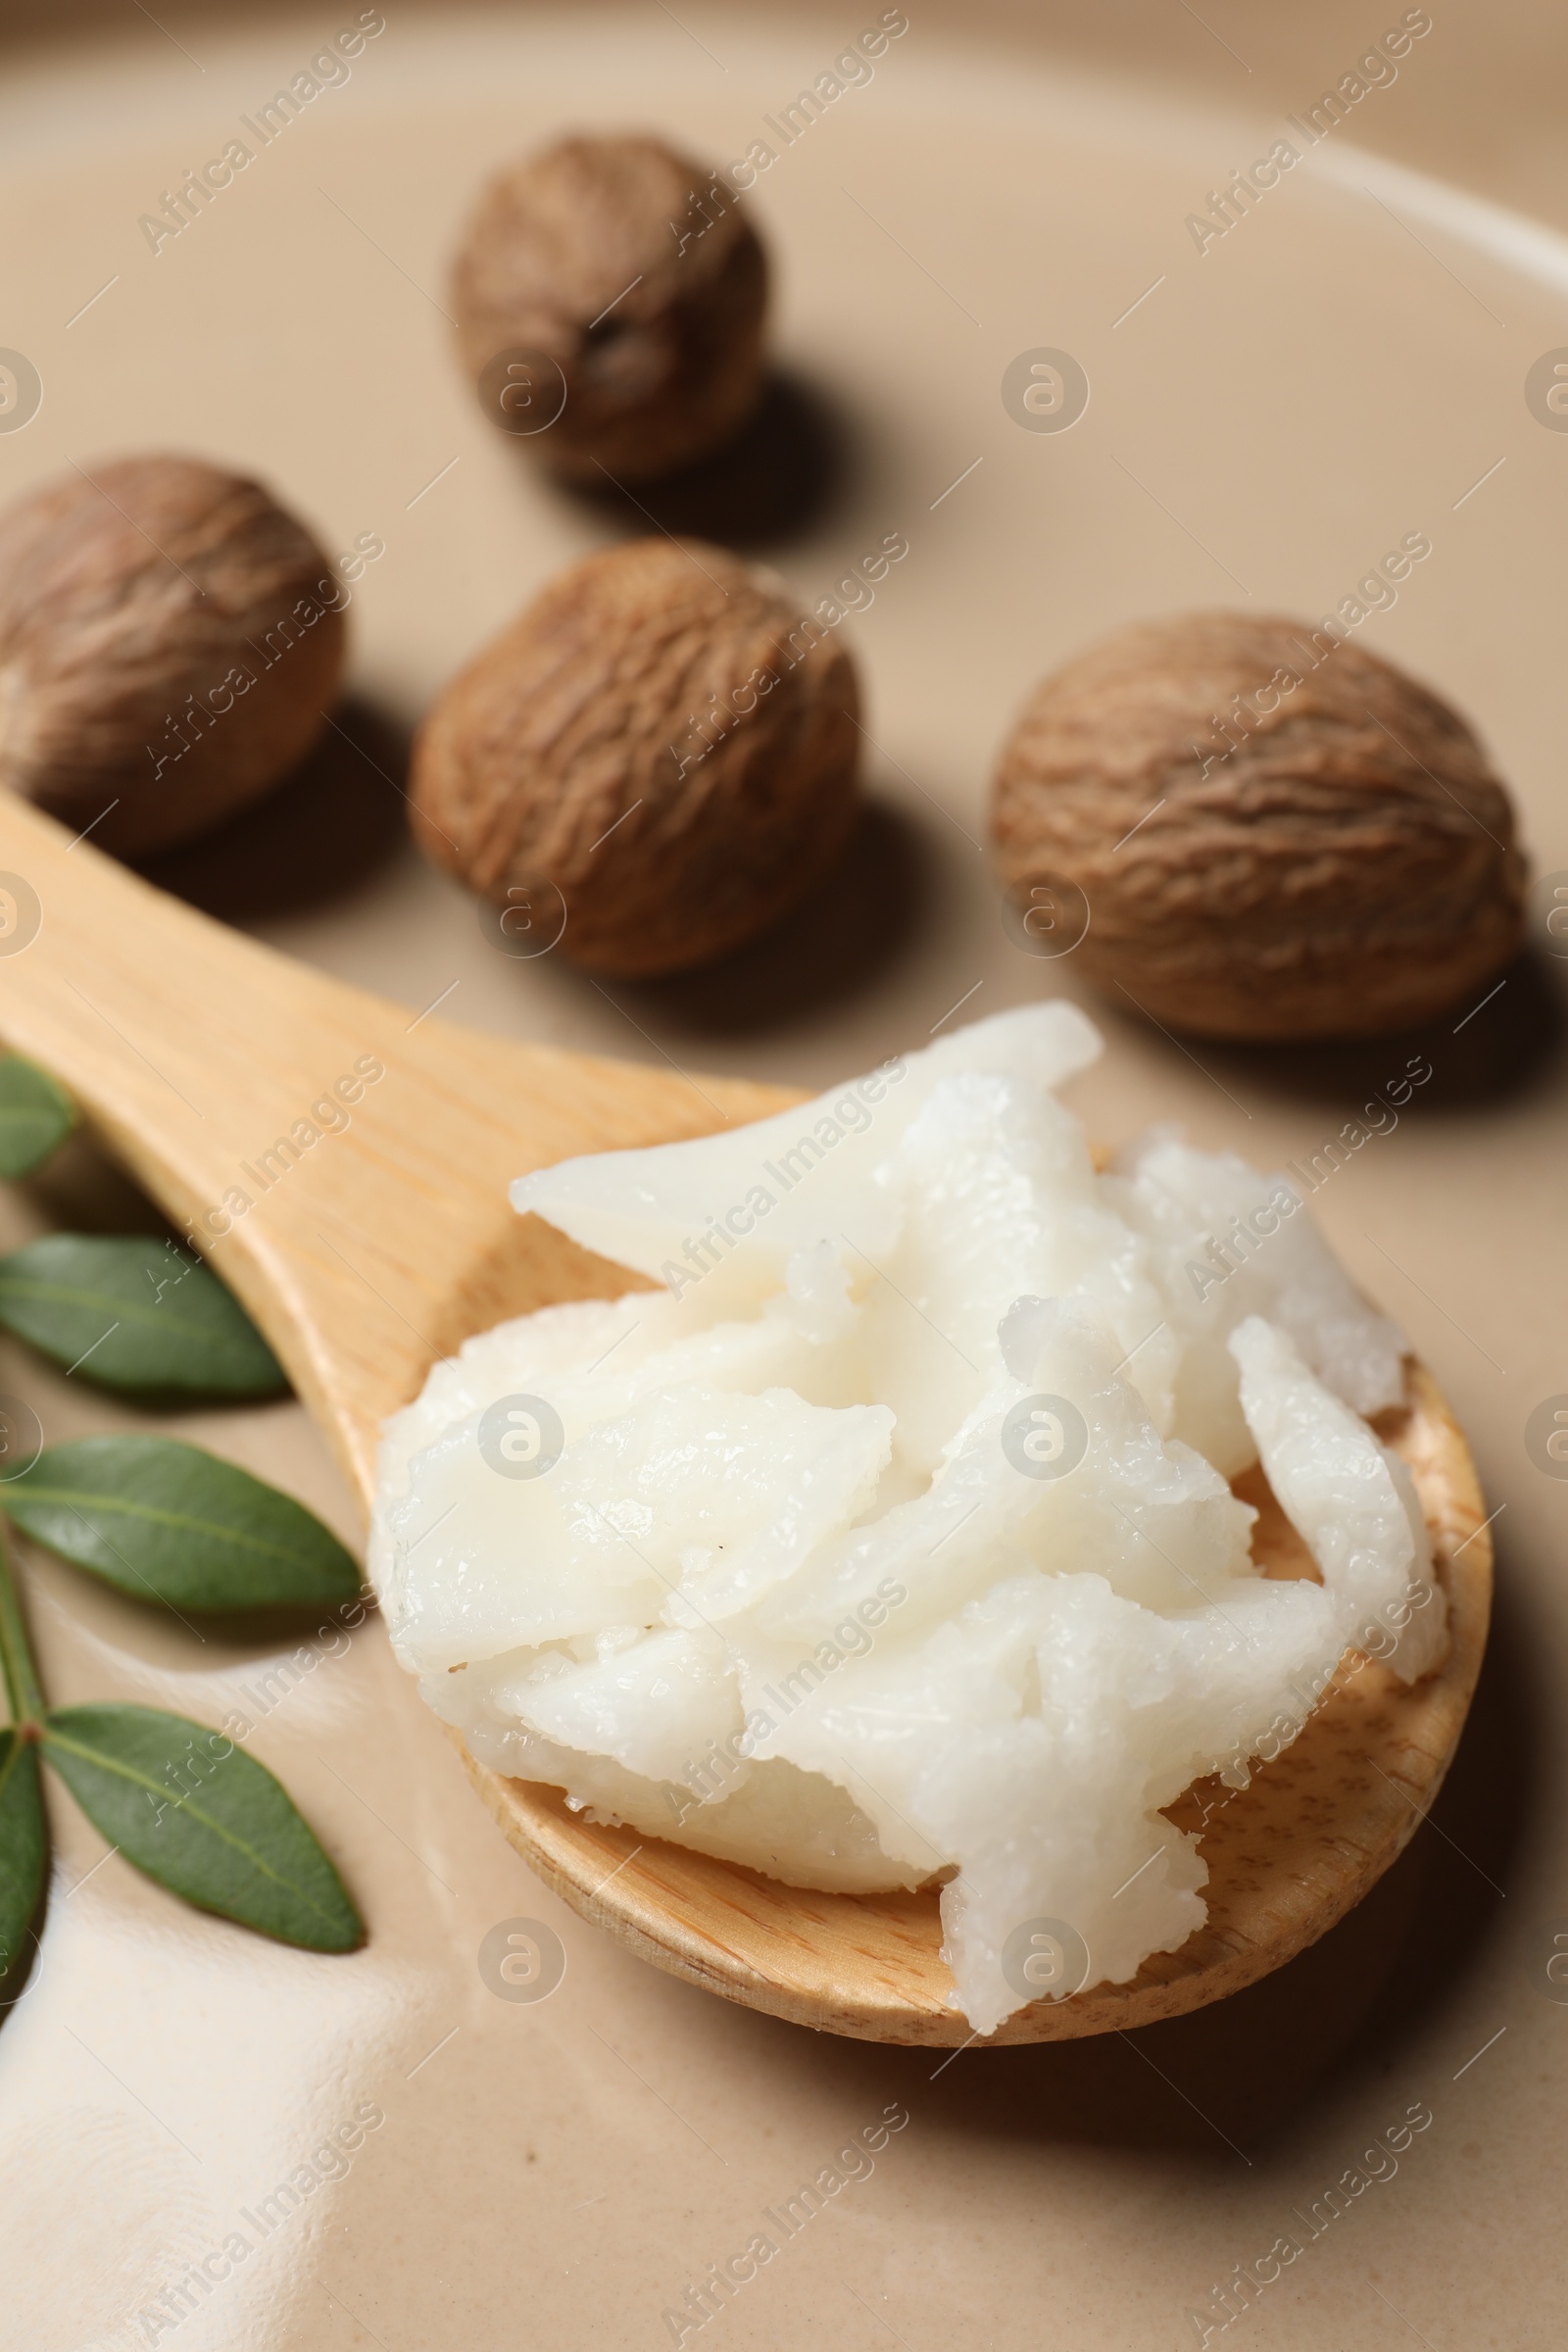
[0,789,1493,2043]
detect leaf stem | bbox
[0,1528,44,1729]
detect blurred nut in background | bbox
[411,536,860,977]
[992,611,1527,1040]
[452,131,769,483]
[0,454,347,858]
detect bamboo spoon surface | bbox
[0,792,1492,2045]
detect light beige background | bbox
[0,6,1563,2347]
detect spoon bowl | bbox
[0,791,1492,2041]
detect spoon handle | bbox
[0,789,783,1500]
[0,788,394,1211]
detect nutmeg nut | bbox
[992,612,1527,1040]
[410,537,859,976]
[452,131,768,484]
[0,454,347,858]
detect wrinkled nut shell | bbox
[992,612,1527,1040]
[452,131,767,484]
[0,454,346,858]
[411,537,859,977]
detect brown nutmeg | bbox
[992,612,1527,1040]
[0,454,346,858]
[410,537,859,977]
[451,131,767,484]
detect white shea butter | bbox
[369,1006,1446,2034]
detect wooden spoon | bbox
[0,792,1492,2045]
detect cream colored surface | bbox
[0,8,1562,2347]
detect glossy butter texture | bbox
[372,1011,1445,2033]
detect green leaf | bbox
[4,1436,361,1613]
[0,1730,46,1994]
[40,1704,362,1952]
[0,1057,76,1179]
[0,1524,43,1728]
[0,1236,286,1396]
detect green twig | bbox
[0,1528,44,1728]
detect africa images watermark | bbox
[184,1054,387,1247]
[145,531,385,786]
[666,7,910,253]
[1183,1054,1433,1304]
[657,1055,907,1299]
[1189,1560,1443,1851]
[134,2101,386,2343]
[1184,9,1434,257]
[663,1575,909,1830]
[1184,2096,1435,2343]
[218,1592,373,1746]
[1187,534,1433,778]
[661,2101,912,2344]
[668,532,909,779]
[136,11,387,255]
